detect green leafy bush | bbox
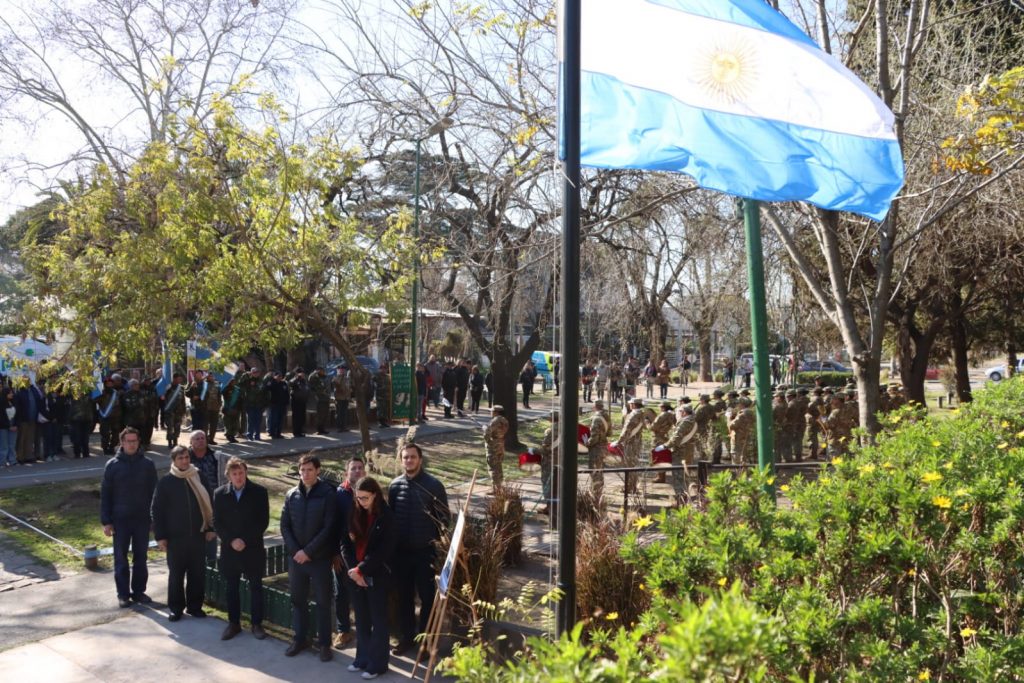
[441,378,1024,681]
[796,371,851,387]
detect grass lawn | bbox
[0,420,552,570]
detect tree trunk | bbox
[648,316,667,365]
[698,329,713,382]
[854,356,881,437]
[950,312,973,403]
[896,308,939,408]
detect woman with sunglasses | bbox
[341,476,397,680]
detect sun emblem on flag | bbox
[696,38,759,105]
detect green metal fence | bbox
[204,543,329,639]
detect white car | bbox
[986,359,1024,382]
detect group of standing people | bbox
[99,427,450,680]
[420,355,493,420]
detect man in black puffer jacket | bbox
[388,443,449,655]
[280,454,337,662]
[100,427,158,608]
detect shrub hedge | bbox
[441,378,1024,682]
[796,371,852,387]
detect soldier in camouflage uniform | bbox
[664,404,697,503]
[786,388,808,462]
[140,377,159,450]
[540,411,559,515]
[95,377,123,455]
[586,400,610,501]
[595,361,609,403]
[162,372,187,447]
[374,365,391,428]
[484,404,510,491]
[823,393,854,457]
[887,384,905,412]
[650,401,676,483]
[728,397,756,464]
[772,392,791,462]
[693,394,715,462]
[609,362,623,405]
[332,368,352,433]
[710,389,728,464]
[308,367,331,435]
[615,397,647,494]
[220,377,242,443]
[805,387,827,460]
[199,372,222,444]
[186,370,208,433]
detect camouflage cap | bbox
[727,390,739,397]
[712,389,724,397]
[786,389,798,397]
[798,388,809,395]
[679,396,691,404]
[740,389,751,396]
[492,404,505,413]
[774,392,786,400]
[699,393,710,401]
[630,397,644,407]
[811,387,823,395]
[660,401,673,409]
[738,397,752,406]
[593,400,604,408]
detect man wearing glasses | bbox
[100,427,158,608]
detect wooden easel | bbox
[410,472,477,683]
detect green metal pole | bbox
[410,139,422,423]
[742,198,775,489]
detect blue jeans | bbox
[0,428,15,465]
[112,518,150,599]
[288,557,333,646]
[245,408,264,439]
[351,573,391,675]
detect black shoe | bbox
[186,608,207,618]
[118,597,132,608]
[251,624,268,640]
[293,433,305,438]
[316,431,329,435]
[319,645,333,662]
[285,641,307,657]
[132,593,153,604]
[221,623,242,641]
[227,437,238,443]
[208,440,218,445]
[168,612,182,622]
[391,640,415,656]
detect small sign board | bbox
[390,362,412,420]
[438,511,466,598]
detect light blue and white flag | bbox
[566,0,904,221]
[154,339,173,399]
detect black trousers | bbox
[351,573,391,675]
[166,534,206,615]
[334,567,352,632]
[224,565,264,626]
[395,546,436,643]
[289,557,332,646]
[70,420,93,457]
[291,400,307,436]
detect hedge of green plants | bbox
[441,378,1024,682]
[796,371,853,387]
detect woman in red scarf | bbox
[341,476,396,680]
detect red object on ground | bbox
[607,443,624,458]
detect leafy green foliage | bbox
[796,371,851,387]
[442,379,1024,681]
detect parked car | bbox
[924,367,940,381]
[799,360,852,373]
[985,358,1024,382]
[326,355,381,378]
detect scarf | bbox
[169,463,214,532]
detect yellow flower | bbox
[792,502,800,510]
[1001,420,1010,428]
[859,463,876,475]
[882,462,894,469]
[766,476,775,485]
[779,484,790,492]
[605,612,619,621]
[943,461,954,470]
[633,515,654,531]
[932,440,942,448]
[638,583,646,591]
[1016,430,1024,439]
[955,488,969,497]
[932,495,953,509]
[997,442,1009,450]
[907,568,917,577]
[819,477,831,485]
[961,503,971,511]
[922,471,943,484]
[717,577,728,587]
[919,670,931,681]
[960,627,977,638]
[891,415,903,424]
[831,457,844,466]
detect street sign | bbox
[390,362,412,421]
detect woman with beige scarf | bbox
[152,445,216,621]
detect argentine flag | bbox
[567,0,904,221]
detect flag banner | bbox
[154,339,173,398]
[570,0,904,220]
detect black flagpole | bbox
[557,0,581,636]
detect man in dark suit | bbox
[213,456,270,641]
